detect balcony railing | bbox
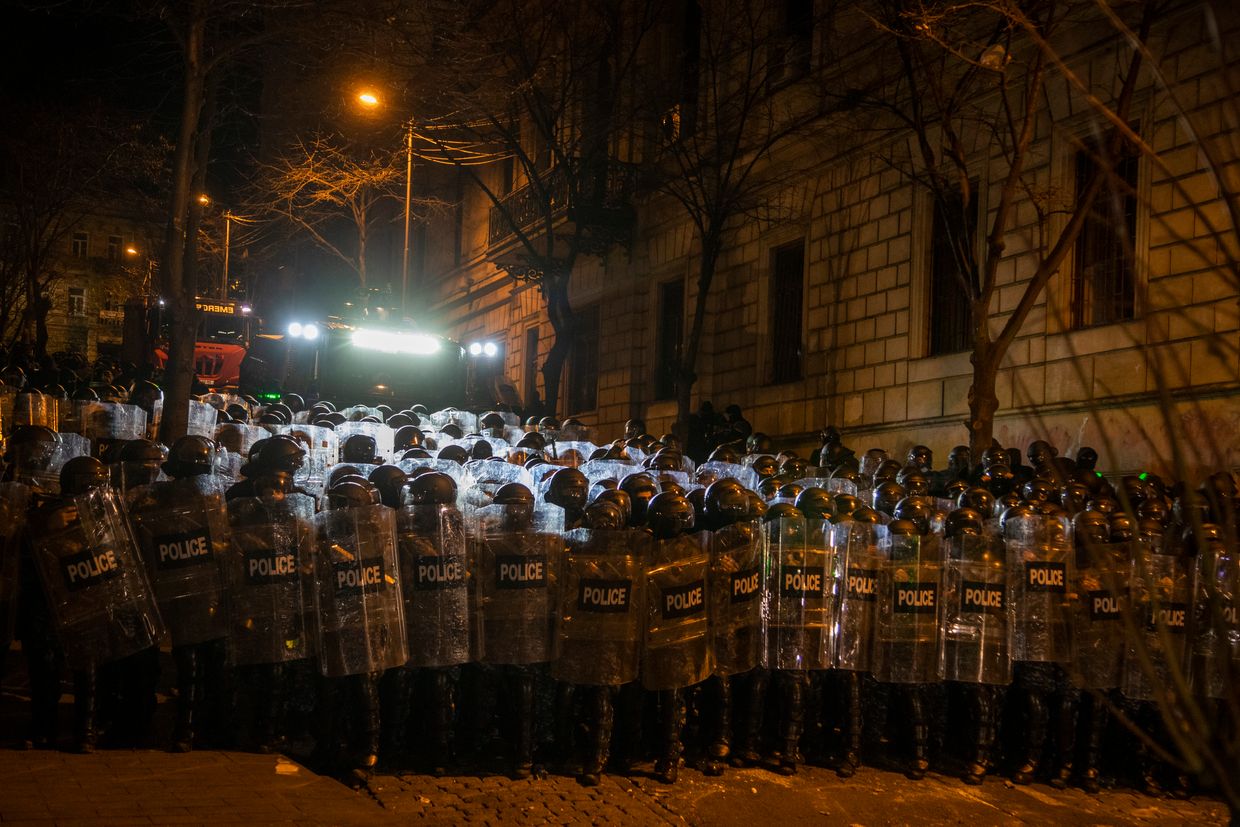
[487,160,637,247]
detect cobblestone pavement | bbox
[362,762,1230,826]
[0,748,392,826]
[0,746,1229,826]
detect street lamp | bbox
[357,89,414,317]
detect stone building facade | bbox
[44,211,158,362]
[417,5,1240,477]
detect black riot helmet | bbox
[619,472,659,527]
[646,491,695,539]
[163,435,216,479]
[704,477,750,529]
[893,497,932,535]
[794,487,834,520]
[546,467,589,513]
[341,434,379,464]
[402,471,458,506]
[368,464,409,508]
[328,480,379,510]
[60,456,111,496]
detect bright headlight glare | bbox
[351,328,441,355]
[287,322,303,337]
[468,342,483,356]
[483,342,499,357]
[302,323,319,340]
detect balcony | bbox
[486,160,637,257]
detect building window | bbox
[71,232,89,258]
[524,327,541,410]
[68,287,86,317]
[928,182,978,356]
[106,235,123,261]
[769,0,813,89]
[654,280,685,400]
[1073,141,1138,328]
[770,240,804,384]
[566,305,600,414]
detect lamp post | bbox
[358,90,414,317]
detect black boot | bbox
[702,675,730,776]
[173,645,199,752]
[579,686,613,787]
[835,671,862,777]
[655,689,685,783]
[72,668,97,754]
[906,685,929,780]
[777,672,805,775]
[511,668,536,780]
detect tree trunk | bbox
[675,242,719,443]
[158,4,206,444]
[541,275,574,417]
[967,352,1000,461]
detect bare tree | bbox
[856,0,1155,459]
[639,0,850,440]
[253,134,424,291]
[382,0,657,415]
[149,0,323,440]
[1020,1,1240,817]
[0,101,163,356]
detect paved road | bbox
[363,762,1229,826]
[1,658,1230,825]
[0,745,1228,826]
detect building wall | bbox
[44,212,156,363]
[421,11,1240,478]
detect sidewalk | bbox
[0,748,392,826]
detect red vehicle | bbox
[151,298,258,390]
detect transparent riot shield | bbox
[708,520,765,676]
[1122,550,1191,701]
[29,433,91,494]
[833,521,886,671]
[545,441,597,468]
[313,504,408,677]
[767,514,833,671]
[0,482,30,642]
[581,459,640,488]
[14,393,60,430]
[480,411,520,442]
[873,533,943,684]
[1006,515,1073,663]
[225,493,316,666]
[941,533,1011,685]
[1070,543,1130,691]
[396,502,470,668]
[30,487,165,670]
[552,528,647,686]
[642,533,712,691]
[279,424,338,496]
[1191,543,1239,699]
[473,503,561,664]
[128,476,230,647]
[186,400,219,438]
[79,402,147,452]
[695,461,759,491]
[428,408,478,435]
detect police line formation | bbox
[0,379,1236,796]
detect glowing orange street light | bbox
[197,193,211,205]
[357,90,380,108]
[125,246,139,256]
